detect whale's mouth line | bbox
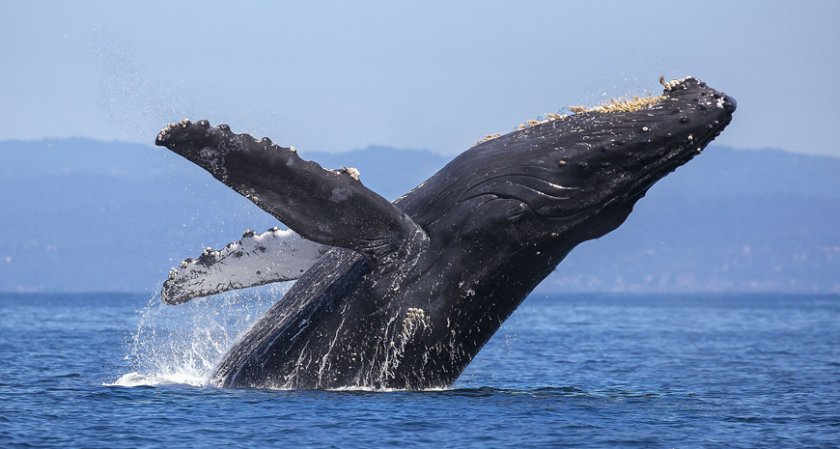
[513,123,729,223]
[453,138,715,224]
[613,135,719,207]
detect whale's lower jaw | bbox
[158,76,736,390]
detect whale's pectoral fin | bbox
[162,227,330,305]
[156,120,428,263]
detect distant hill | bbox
[1,139,838,293]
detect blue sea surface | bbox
[1,292,838,448]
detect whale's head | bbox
[400,77,735,260]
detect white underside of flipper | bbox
[162,228,331,304]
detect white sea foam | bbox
[108,371,207,387]
[107,284,289,388]
[324,385,451,393]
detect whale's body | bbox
[156,77,735,389]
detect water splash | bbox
[109,284,289,387]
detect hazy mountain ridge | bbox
[1,139,837,293]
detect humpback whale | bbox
[155,77,735,389]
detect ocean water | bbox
[1,292,838,448]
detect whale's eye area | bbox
[505,201,529,222]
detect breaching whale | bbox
[155,77,735,389]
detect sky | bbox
[1,1,839,156]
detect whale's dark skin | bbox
[155,77,735,389]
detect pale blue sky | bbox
[1,1,839,155]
